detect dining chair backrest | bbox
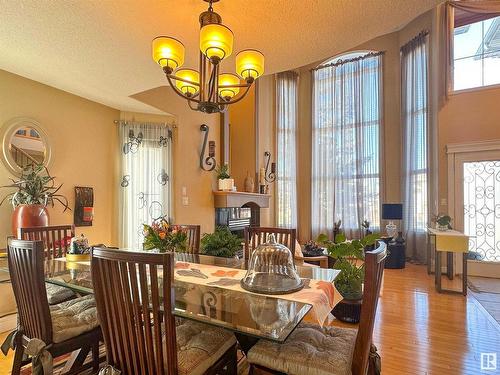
[244,227,296,260]
[180,224,200,254]
[91,247,177,375]
[7,239,53,343]
[19,224,75,259]
[352,241,387,375]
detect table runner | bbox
[174,261,339,326]
[54,258,339,326]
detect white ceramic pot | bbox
[218,178,234,191]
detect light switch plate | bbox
[182,196,189,206]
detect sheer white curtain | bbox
[118,122,173,249]
[401,32,430,261]
[311,53,382,239]
[276,71,298,228]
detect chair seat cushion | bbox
[247,323,357,375]
[45,282,76,305]
[50,295,99,343]
[169,319,236,375]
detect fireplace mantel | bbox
[213,191,271,208]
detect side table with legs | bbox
[427,228,469,296]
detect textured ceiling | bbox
[0,0,440,114]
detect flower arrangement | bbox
[143,218,188,253]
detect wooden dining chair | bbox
[244,226,297,260]
[91,246,238,375]
[246,241,387,375]
[18,224,75,259]
[7,239,101,375]
[18,225,77,304]
[180,224,201,254]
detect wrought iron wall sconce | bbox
[200,124,216,171]
[264,151,276,183]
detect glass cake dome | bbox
[241,234,304,295]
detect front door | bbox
[453,150,500,278]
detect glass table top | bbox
[6,251,339,342]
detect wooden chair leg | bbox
[11,345,24,375]
[92,342,100,371]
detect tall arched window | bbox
[311,50,383,238]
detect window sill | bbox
[449,83,500,96]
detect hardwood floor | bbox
[375,264,500,375]
[0,264,498,374]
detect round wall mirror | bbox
[1,117,52,175]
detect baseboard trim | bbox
[0,313,17,333]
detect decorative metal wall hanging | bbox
[74,186,94,227]
[264,151,276,183]
[200,124,216,171]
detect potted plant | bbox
[319,232,379,323]
[0,164,70,235]
[143,218,188,253]
[434,214,452,231]
[215,164,234,191]
[200,226,243,265]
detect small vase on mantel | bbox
[244,171,255,193]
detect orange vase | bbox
[12,204,49,237]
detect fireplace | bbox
[213,191,270,237]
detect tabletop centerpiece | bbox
[143,218,188,253]
[200,226,243,264]
[241,234,304,295]
[434,214,452,231]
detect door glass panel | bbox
[463,161,500,262]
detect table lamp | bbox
[382,203,403,239]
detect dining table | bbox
[2,250,340,353]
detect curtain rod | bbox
[311,51,385,72]
[114,120,177,128]
[400,30,430,52]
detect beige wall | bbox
[0,69,119,248]
[229,86,256,191]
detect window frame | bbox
[450,15,500,93]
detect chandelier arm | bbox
[166,74,201,87]
[217,84,253,105]
[165,74,201,103]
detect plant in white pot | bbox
[215,164,234,191]
[0,164,70,235]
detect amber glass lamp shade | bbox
[152,36,185,73]
[218,73,240,100]
[174,69,200,97]
[236,49,265,82]
[199,24,234,62]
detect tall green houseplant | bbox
[318,232,379,300]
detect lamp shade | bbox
[152,36,185,71]
[174,69,200,96]
[382,204,403,220]
[218,73,240,100]
[199,24,233,61]
[236,49,265,81]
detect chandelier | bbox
[152,0,265,114]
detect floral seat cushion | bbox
[50,294,99,343]
[168,319,236,375]
[45,282,75,305]
[247,322,357,375]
